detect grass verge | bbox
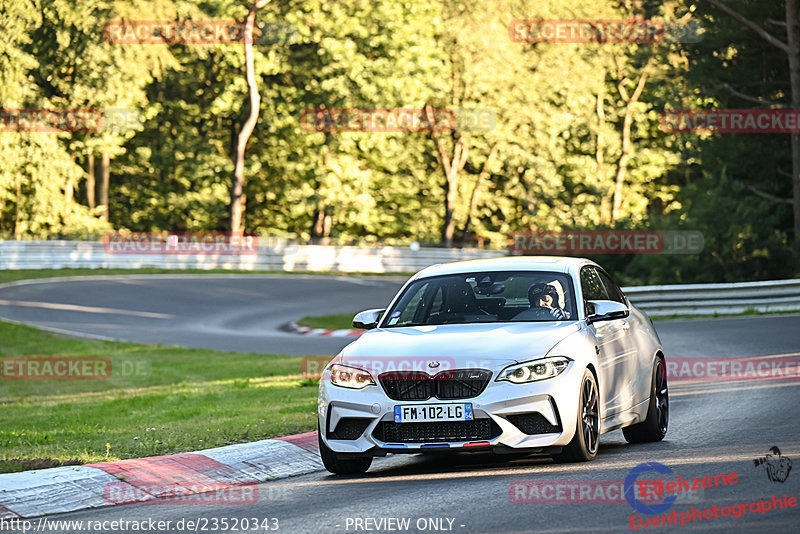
[296,313,357,330]
[0,320,319,473]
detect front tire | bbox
[318,426,373,475]
[552,369,599,463]
[623,356,668,443]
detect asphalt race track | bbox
[1,276,799,533]
[0,275,406,355]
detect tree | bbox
[242,0,447,242]
[610,55,653,224]
[706,0,800,269]
[229,0,272,235]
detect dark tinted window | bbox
[383,271,577,326]
[580,267,608,301]
[597,270,625,304]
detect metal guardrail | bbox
[0,240,501,273]
[1,240,798,317]
[623,279,800,316]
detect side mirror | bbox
[586,300,629,324]
[352,309,386,330]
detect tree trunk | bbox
[321,211,332,244]
[611,109,634,225]
[611,60,651,225]
[442,159,461,247]
[311,207,325,236]
[596,73,609,224]
[787,0,800,269]
[14,174,21,239]
[86,153,95,209]
[100,152,110,222]
[229,0,271,234]
[310,207,332,243]
[425,104,468,247]
[65,179,74,219]
[462,143,499,244]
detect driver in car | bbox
[528,283,569,320]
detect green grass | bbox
[0,268,411,286]
[297,313,356,330]
[0,320,320,473]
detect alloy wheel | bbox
[581,375,599,454]
[655,359,669,434]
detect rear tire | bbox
[623,357,668,443]
[318,425,373,475]
[552,369,599,463]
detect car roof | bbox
[411,256,594,280]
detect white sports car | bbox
[317,257,668,474]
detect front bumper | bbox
[318,361,583,456]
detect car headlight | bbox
[497,357,571,384]
[329,364,375,389]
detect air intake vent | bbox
[374,419,501,443]
[506,413,562,435]
[329,418,372,440]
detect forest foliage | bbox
[0,0,796,284]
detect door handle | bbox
[621,321,630,331]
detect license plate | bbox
[394,403,473,423]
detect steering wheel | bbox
[529,306,554,319]
[514,307,554,320]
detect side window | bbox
[580,267,609,301]
[597,270,626,304]
[392,282,428,325]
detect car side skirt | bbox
[599,397,650,434]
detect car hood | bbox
[339,321,580,373]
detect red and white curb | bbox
[286,321,363,338]
[0,431,322,520]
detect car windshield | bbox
[382,271,577,327]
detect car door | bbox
[596,268,641,407]
[596,269,648,406]
[580,266,633,418]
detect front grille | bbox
[506,413,562,435]
[379,371,434,401]
[373,419,501,443]
[329,418,372,440]
[378,369,492,401]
